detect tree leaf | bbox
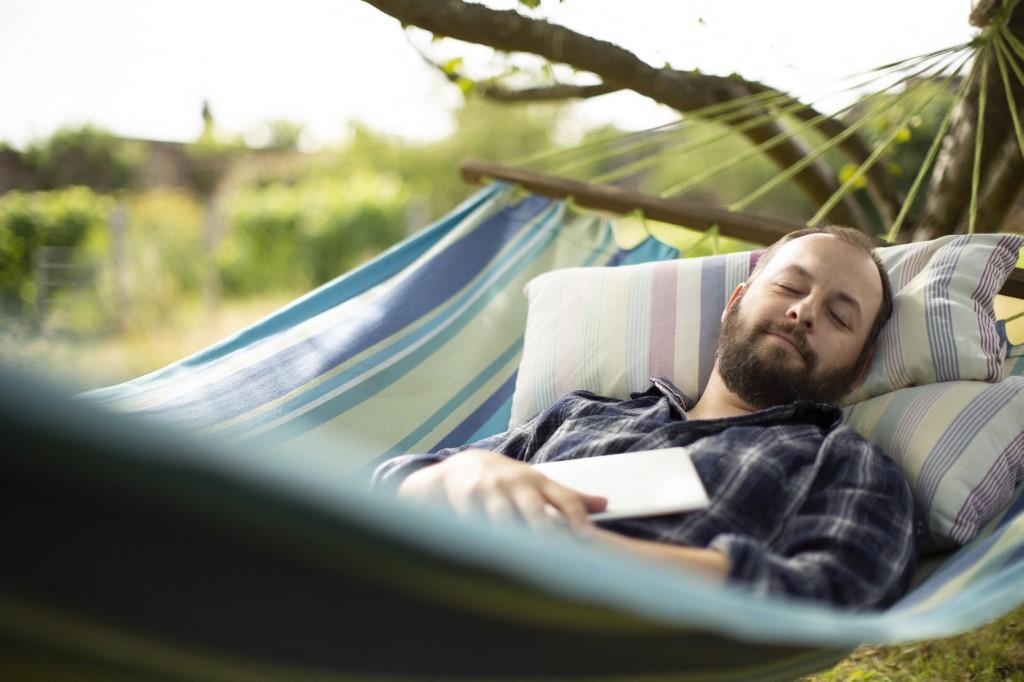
[839,164,869,189]
[442,57,464,75]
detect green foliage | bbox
[261,119,304,151]
[0,187,112,317]
[840,81,957,227]
[219,171,408,294]
[23,125,144,192]
[113,189,206,329]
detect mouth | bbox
[766,332,806,361]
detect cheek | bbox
[820,332,866,369]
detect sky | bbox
[0,0,979,151]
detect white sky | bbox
[0,0,979,150]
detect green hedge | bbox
[0,187,112,317]
[219,171,408,294]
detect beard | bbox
[717,296,863,409]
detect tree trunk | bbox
[915,6,1024,239]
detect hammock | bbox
[3,183,1023,681]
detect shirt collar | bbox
[637,375,844,430]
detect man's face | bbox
[717,234,884,408]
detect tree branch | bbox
[365,0,873,230]
[408,40,623,102]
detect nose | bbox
[786,299,814,329]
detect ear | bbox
[721,283,746,323]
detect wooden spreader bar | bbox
[459,159,1024,299]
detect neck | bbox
[686,363,758,421]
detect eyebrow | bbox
[779,264,863,321]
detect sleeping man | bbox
[372,226,916,610]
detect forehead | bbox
[759,234,883,308]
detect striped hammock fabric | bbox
[3,183,1023,681]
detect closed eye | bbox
[829,309,850,330]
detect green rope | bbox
[1001,25,1024,64]
[510,43,972,175]
[968,45,990,235]
[591,95,815,185]
[993,37,1024,173]
[726,51,970,213]
[1006,309,1024,324]
[885,59,978,242]
[589,45,954,186]
[514,88,785,172]
[808,70,955,227]
[547,88,800,178]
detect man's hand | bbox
[397,449,607,532]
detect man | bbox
[373,226,916,610]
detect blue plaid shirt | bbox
[373,377,916,610]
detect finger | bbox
[510,487,556,532]
[541,482,593,531]
[580,492,609,513]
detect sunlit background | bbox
[2,0,1013,392]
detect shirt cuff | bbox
[369,453,445,492]
[708,533,765,587]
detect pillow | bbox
[510,233,1023,426]
[842,377,1024,548]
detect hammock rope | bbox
[727,57,971,214]
[809,55,974,228]
[594,45,969,189]
[969,44,991,235]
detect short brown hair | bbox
[749,226,894,374]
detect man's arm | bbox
[707,428,916,608]
[584,526,730,580]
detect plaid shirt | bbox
[373,377,916,610]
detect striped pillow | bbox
[511,233,1022,426]
[843,378,1024,547]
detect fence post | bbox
[110,201,127,333]
[203,196,222,317]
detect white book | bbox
[532,447,710,521]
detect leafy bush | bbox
[24,125,143,192]
[0,187,112,318]
[219,171,408,294]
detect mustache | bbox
[754,320,815,365]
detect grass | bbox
[801,604,1024,681]
[4,293,1024,680]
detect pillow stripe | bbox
[697,257,729,394]
[949,430,1024,544]
[924,236,965,382]
[890,384,947,479]
[918,380,1024,514]
[880,307,912,396]
[978,235,1023,379]
[649,262,679,383]
[626,267,653,391]
[673,262,703,397]
[579,273,604,394]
